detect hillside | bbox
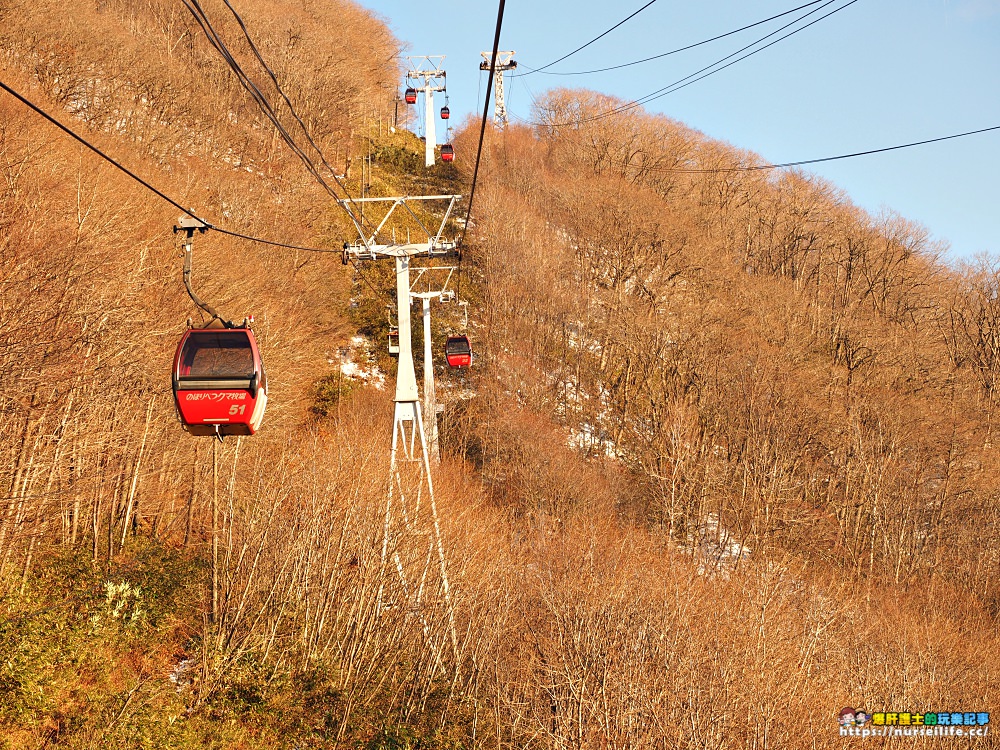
[1,2,999,749]
[463,90,1000,593]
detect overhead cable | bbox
[215,0,371,231]
[0,80,191,217]
[519,0,660,76]
[181,0,323,181]
[180,0,371,239]
[0,78,337,254]
[642,124,1000,174]
[629,0,859,111]
[516,0,826,77]
[459,0,507,250]
[183,0,388,299]
[536,0,858,129]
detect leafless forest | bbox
[1,1,998,748]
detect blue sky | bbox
[356,0,1000,263]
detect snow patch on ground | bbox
[682,513,752,577]
[568,422,618,459]
[329,336,386,389]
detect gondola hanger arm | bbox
[173,214,234,328]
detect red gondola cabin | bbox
[172,325,268,437]
[440,144,455,162]
[445,335,472,368]
[440,105,450,120]
[404,88,417,104]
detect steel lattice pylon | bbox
[480,51,517,128]
[342,195,462,670]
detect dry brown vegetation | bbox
[463,90,1000,600]
[1,4,998,749]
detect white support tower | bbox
[480,51,517,128]
[406,56,447,167]
[342,195,461,666]
[410,266,460,463]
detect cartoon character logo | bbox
[839,708,856,727]
[854,710,869,727]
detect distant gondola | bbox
[440,144,455,162]
[404,88,417,104]
[445,335,471,367]
[172,323,268,437]
[388,327,400,358]
[440,105,450,120]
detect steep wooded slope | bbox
[1,6,999,748]
[461,90,1000,604]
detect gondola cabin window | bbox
[178,331,254,378]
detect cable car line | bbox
[0,78,340,255]
[533,0,857,129]
[180,0,329,190]
[213,0,372,232]
[636,123,1000,174]
[191,0,391,303]
[454,0,506,311]
[182,0,408,306]
[518,0,660,77]
[210,226,338,253]
[194,5,402,301]
[627,0,858,111]
[0,79,194,220]
[180,0,373,240]
[540,0,851,127]
[180,2,334,186]
[515,0,827,78]
[460,0,507,251]
[0,0,384,322]
[6,18,448,442]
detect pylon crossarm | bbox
[434,196,460,247]
[335,198,370,250]
[346,243,456,260]
[406,55,446,81]
[409,266,457,298]
[369,197,404,244]
[400,200,437,244]
[342,196,462,259]
[345,195,461,203]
